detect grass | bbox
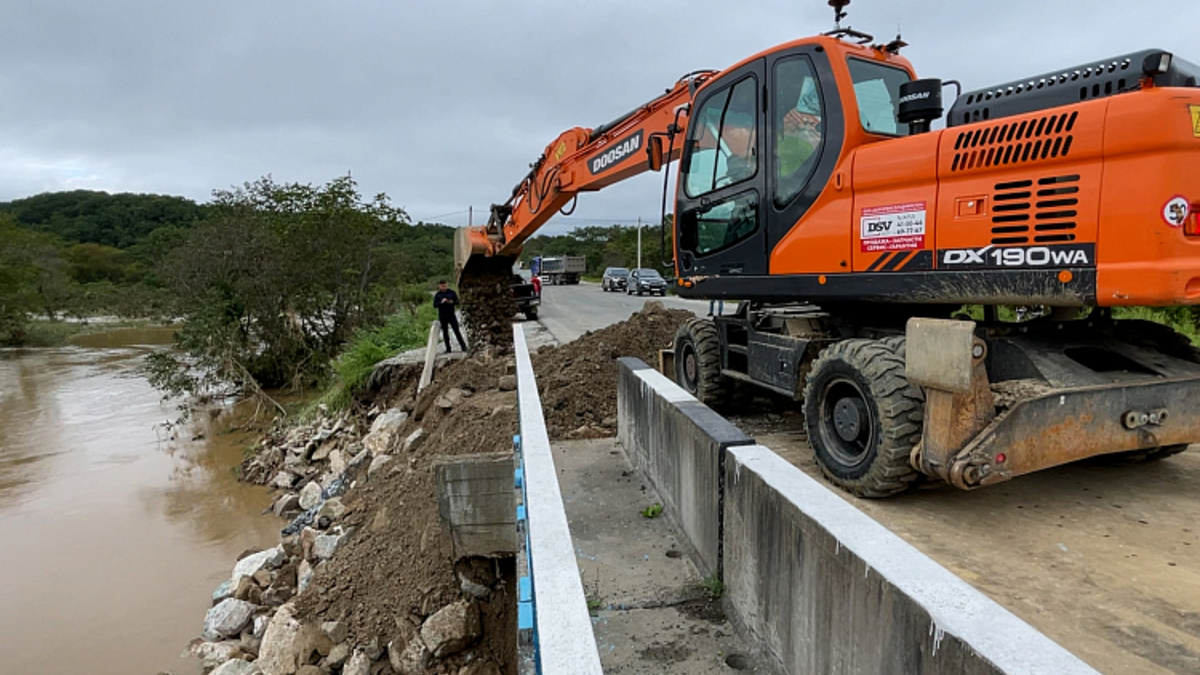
[958,305,1200,345]
[313,304,437,412]
[1112,306,1200,344]
[640,502,663,518]
[701,574,725,600]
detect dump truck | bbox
[539,256,586,285]
[454,0,1200,497]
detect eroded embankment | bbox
[186,302,691,675]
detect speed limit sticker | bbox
[860,202,927,253]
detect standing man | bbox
[434,280,468,353]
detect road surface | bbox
[535,280,709,344]
[533,282,1200,675]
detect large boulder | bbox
[388,636,430,675]
[363,409,408,456]
[256,604,333,675]
[188,640,245,672]
[298,481,323,511]
[313,531,344,561]
[271,471,297,489]
[342,650,371,675]
[420,600,480,658]
[402,428,428,453]
[211,579,234,605]
[316,497,346,523]
[211,659,263,675]
[231,547,285,586]
[367,454,393,478]
[203,599,256,640]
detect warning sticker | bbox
[1191,105,1200,138]
[860,202,927,253]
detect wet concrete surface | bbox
[0,328,279,675]
[553,437,767,674]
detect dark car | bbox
[601,267,630,292]
[627,268,667,296]
[511,273,540,320]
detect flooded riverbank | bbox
[0,328,279,675]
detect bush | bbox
[318,303,437,411]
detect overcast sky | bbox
[2,0,1197,234]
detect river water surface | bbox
[0,328,279,674]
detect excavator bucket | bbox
[453,226,495,286]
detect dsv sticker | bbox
[939,243,1095,269]
[588,130,643,175]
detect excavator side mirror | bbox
[646,135,665,172]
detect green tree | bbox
[147,175,411,397]
[0,215,76,341]
[0,190,204,249]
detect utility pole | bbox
[468,206,473,227]
[637,217,642,270]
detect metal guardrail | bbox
[512,324,604,675]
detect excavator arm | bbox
[454,70,716,280]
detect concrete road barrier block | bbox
[723,445,1101,675]
[616,357,753,578]
[434,452,516,559]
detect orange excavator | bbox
[456,0,1200,497]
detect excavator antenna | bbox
[829,0,851,30]
[824,0,874,44]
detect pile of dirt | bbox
[294,354,519,673]
[460,261,518,354]
[531,301,693,439]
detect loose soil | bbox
[532,302,693,440]
[294,354,519,672]
[235,304,697,674]
[460,262,518,354]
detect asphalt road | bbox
[534,281,710,344]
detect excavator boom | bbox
[454,71,715,281]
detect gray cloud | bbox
[1,0,1196,234]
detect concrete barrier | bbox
[722,445,1101,675]
[433,452,516,559]
[616,357,753,578]
[513,324,603,675]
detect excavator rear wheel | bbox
[804,338,923,498]
[674,318,733,410]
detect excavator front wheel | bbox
[803,339,923,498]
[674,318,733,410]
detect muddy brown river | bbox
[0,328,279,675]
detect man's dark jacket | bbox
[433,289,460,321]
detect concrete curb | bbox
[513,324,603,674]
[723,446,1101,675]
[616,357,754,578]
[615,357,1101,675]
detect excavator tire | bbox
[804,338,923,498]
[674,318,732,410]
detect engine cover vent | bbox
[947,48,1200,127]
[951,112,1078,174]
[989,175,1080,245]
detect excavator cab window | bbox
[680,191,760,256]
[772,55,825,206]
[847,58,913,136]
[683,76,759,198]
